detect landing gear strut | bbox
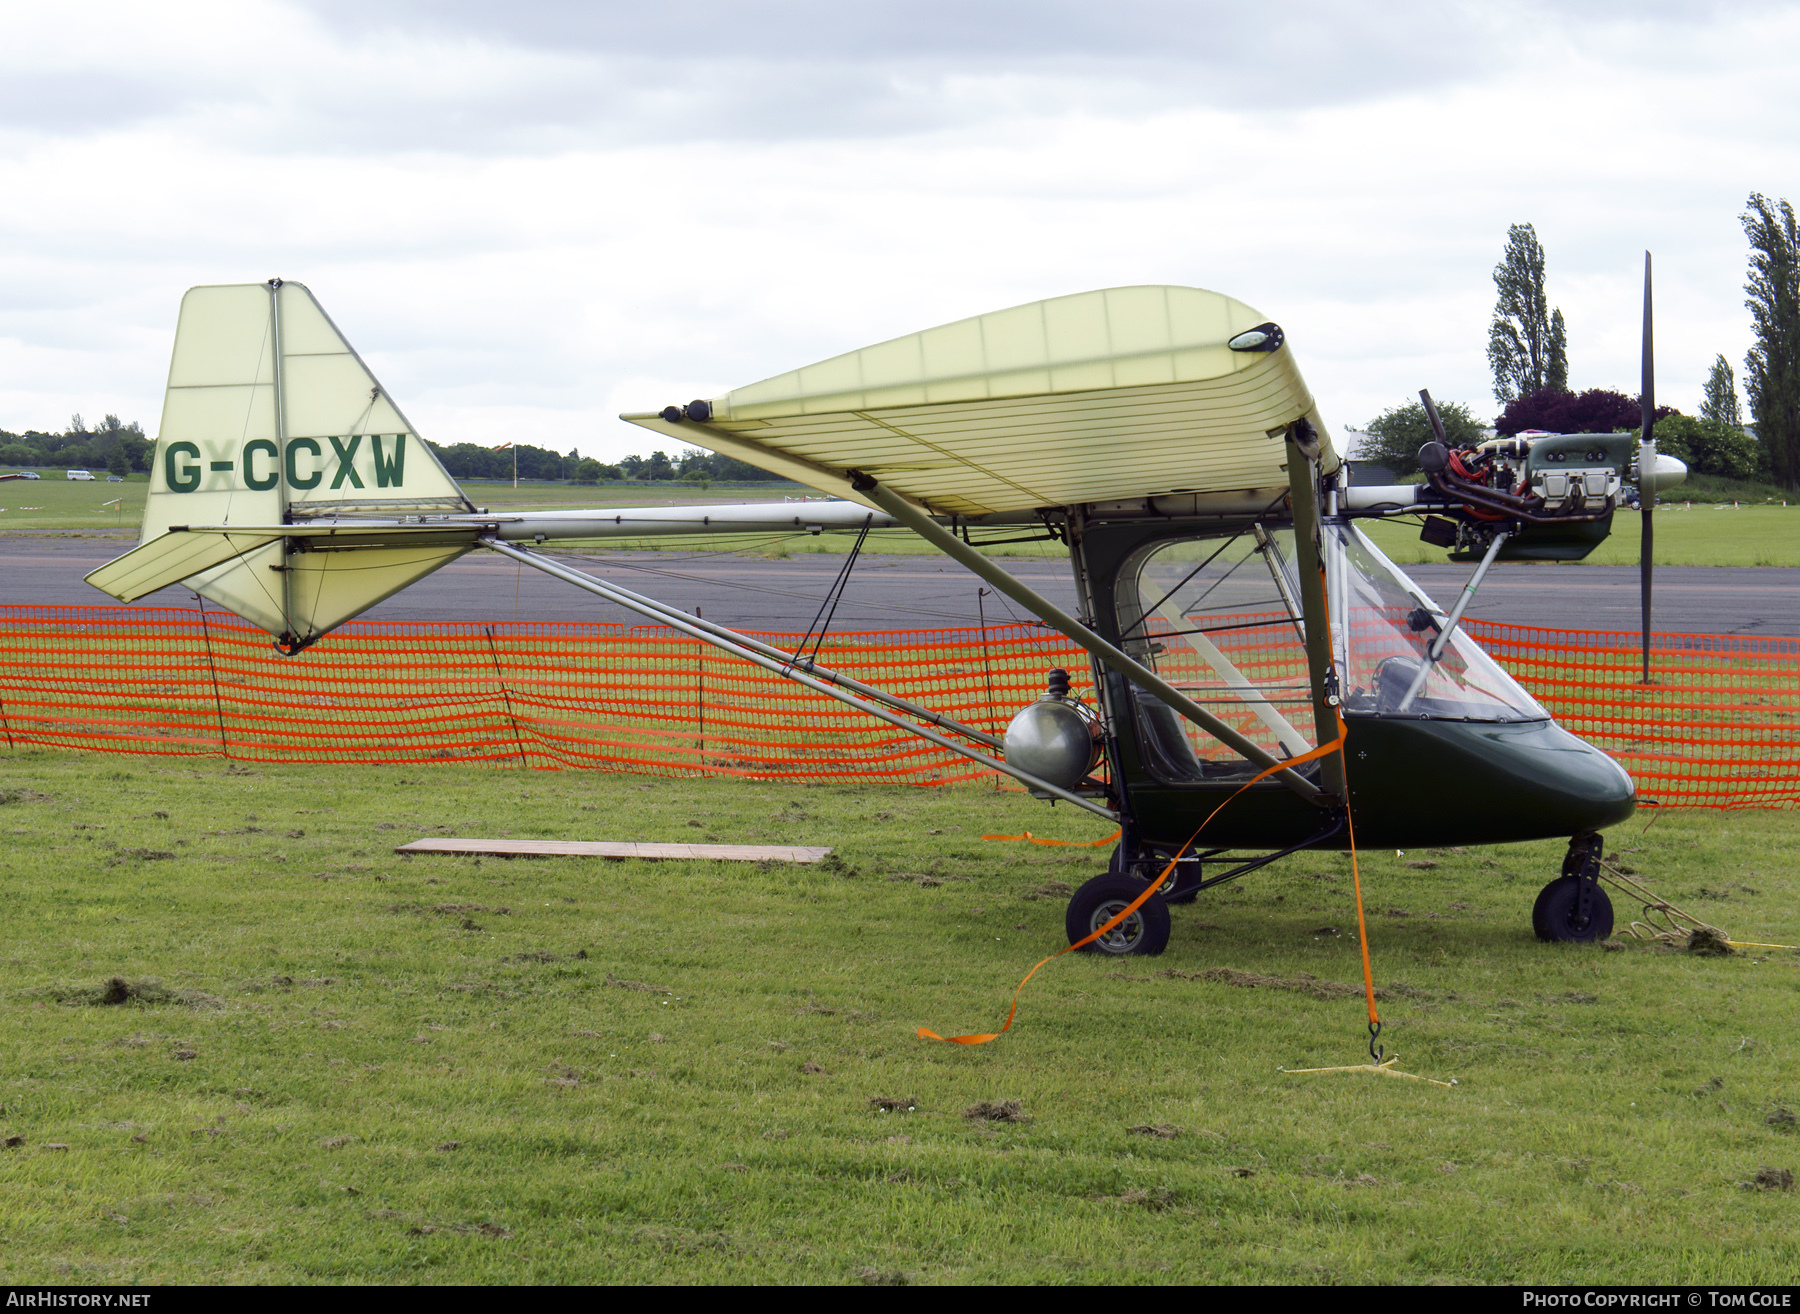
[1533,831,1614,943]
[1108,844,1199,904]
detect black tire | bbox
[1109,845,1199,904]
[1066,874,1171,956]
[1532,877,1614,943]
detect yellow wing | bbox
[622,285,1336,516]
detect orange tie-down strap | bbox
[981,828,1122,848]
[919,732,1346,1045]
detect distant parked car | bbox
[67,470,95,481]
[13,471,41,479]
[106,474,124,483]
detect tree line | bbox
[0,414,149,475]
[426,443,783,485]
[1361,196,1800,490]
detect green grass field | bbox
[3,749,1797,1283]
[0,475,142,535]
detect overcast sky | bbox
[2,0,1796,461]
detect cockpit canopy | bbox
[1113,520,1544,782]
[1326,524,1544,723]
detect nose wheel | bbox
[1533,832,1614,943]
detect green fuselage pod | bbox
[1117,718,1634,852]
[1338,717,1635,847]
[1073,512,1635,854]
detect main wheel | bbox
[1066,874,1171,956]
[1532,877,1614,943]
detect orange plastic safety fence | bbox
[0,605,1083,784]
[0,606,1793,808]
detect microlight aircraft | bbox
[88,279,1688,953]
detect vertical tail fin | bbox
[98,281,477,648]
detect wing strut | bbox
[481,542,1114,819]
[846,474,1322,803]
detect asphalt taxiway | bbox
[4,535,1796,638]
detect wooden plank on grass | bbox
[395,838,833,863]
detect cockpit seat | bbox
[1134,694,1251,782]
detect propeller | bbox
[1639,252,1655,685]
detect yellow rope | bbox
[1598,861,1800,952]
[1280,1055,1457,1088]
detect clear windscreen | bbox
[1326,523,1545,722]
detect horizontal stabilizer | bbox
[86,523,488,646]
[86,529,287,602]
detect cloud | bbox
[0,1,1796,463]
[6,1,1792,154]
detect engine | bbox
[1416,431,1634,562]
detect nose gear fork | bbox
[1533,831,1615,943]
